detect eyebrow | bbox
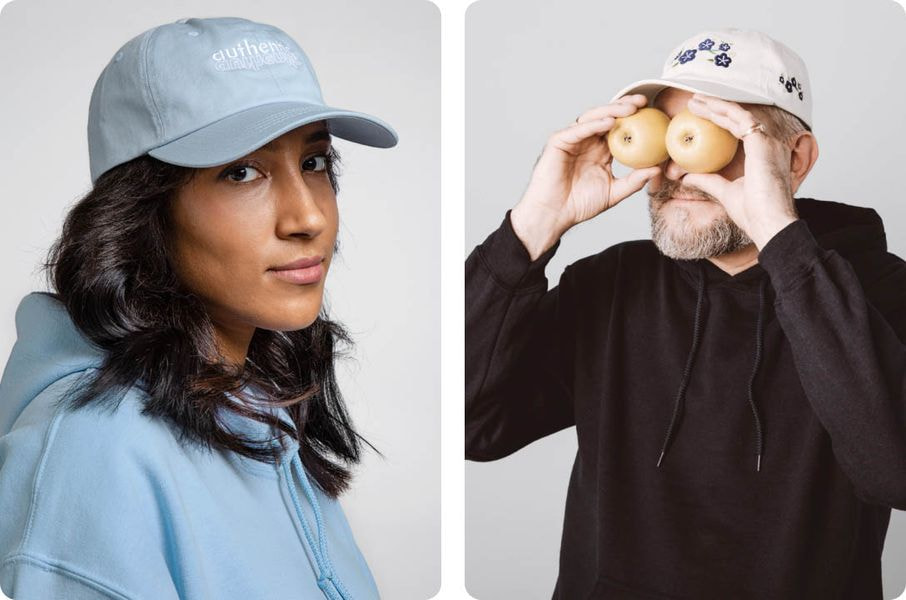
[258,129,331,153]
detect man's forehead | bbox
[653,87,692,108]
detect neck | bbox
[707,242,759,276]
[210,319,255,368]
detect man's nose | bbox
[660,155,689,181]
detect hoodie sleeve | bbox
[465,210,576,461]
[757,216,906,509]
[1,556,133,599]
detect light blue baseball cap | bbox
[87,16,398,184]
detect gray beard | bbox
[648,199,753,260]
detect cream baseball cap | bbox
[610,28,813,130]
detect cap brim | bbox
[610,78,775,107]
[147,101,398,168]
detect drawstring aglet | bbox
[756,453,762,472]
[657,451,665,468]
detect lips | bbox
[270,255,323,271]
[268,255,325,285]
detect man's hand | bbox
[680,93,799,250]
[511,94,662,260]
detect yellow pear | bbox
[665,109,739,173]
[607,107,671,169]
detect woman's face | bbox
[168,121,338,363]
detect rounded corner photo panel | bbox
[465,0,906,599]
[0,1,439,599]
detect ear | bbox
[789,131,819,195]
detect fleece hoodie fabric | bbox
[465,197,906,599]
[0,292,379,600]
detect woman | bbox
[0,16,397,600]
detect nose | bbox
[660,155,689,181]
[273,169,331,240]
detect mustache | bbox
[647,181,715,204]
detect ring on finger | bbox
[741,122,766,138]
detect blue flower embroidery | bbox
[679,49,697,64]
[672,38,735,68]
[779,73,805,100]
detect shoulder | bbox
[1,374,188,526]
[564,238,663,283]
[48,379,182,467]
[0,378,186,596]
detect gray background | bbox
[0,0,439,598]
[465,0,906,598]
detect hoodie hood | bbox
[657,197,887,471]
[0,292,106,436]
[0,292,359,599]
[0,292,296,456]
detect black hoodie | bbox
[465,197,906,599]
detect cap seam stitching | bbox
[141,28,165,138]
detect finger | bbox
[552,117,615,147]
[688,95,760,139]
[690,93,748,119]
[610,166,662,203]
[681,172,732,203]
[575,95,648,124]
[686,99,741,135]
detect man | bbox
[465,28,906,599]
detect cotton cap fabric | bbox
[87,16,398,184]
[610,28,813,129]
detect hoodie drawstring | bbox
[747,276,769,472]
[282,453,354,600]
[657,262,708,468]
[657,262,769,472]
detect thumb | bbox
[611,166,661,203]
[681,173,729,202]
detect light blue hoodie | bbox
[0,292,380,600]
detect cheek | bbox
[171,204,271,304]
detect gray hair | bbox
[744,103,811,143]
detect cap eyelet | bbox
[114,52,124,62]
[188,31,199,37]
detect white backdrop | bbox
[0,0,440,598]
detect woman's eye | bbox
[224,165,263,183]
[302,155,329,172]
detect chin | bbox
[649,205,752,260]
[258,294,324,332]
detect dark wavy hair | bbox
[42,147,372,497]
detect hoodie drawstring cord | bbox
[282,453,353,600]
[747,276,769,472]
[657,262,770,472]
[657,262,708,468]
